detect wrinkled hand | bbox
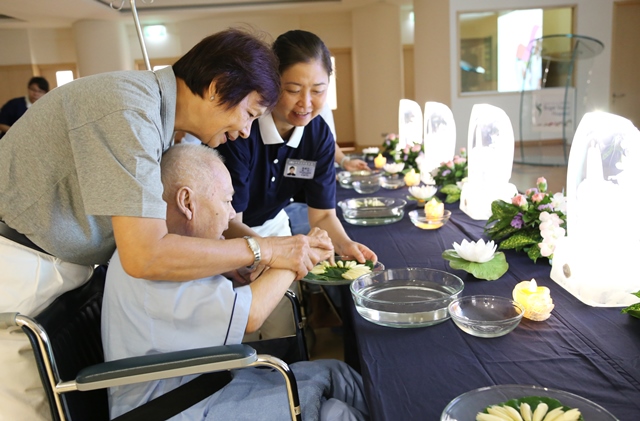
[259,228,334,280]
[336,241,377,264]
[343,158,369,172]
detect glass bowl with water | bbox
[338,197,406,226]
[350,268,464,328]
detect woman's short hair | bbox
[28,77,49,93]
[272,30,332,77]
[173,28,280,110]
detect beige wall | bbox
[0,0,623,151]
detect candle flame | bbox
[528,278,538,292]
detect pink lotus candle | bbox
[512,278,554,321]
[374,153,387,169]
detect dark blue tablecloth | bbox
[335,184,640,421]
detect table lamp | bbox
[420,101,456,176]
[550,111,640,306]
[398,99,423,150]
[459,104,518,220]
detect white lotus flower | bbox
[409,185,437,200]
[383,162,405,174]
[453,239,497,263]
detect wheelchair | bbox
[0,265,308,421]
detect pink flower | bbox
[445,160,454,169]
[536,177,548,192]
[525,188,538,196]
[460,147,466,154]
[531,192,546,203]
[511,194,528,208]
[411,144,422,152]
[403,146,410,154]
[453,156,466,165]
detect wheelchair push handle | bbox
[0,312,19,329]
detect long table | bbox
[335,184,640,420]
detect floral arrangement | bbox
[485,177,567,263]
[381,133,423,174]
[430,147,468,203]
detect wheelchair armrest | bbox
[75,344,256,391]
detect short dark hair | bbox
[272,30,332,77]
[173,28,280,110]
[28,76,49,92]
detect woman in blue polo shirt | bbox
[217,30,376,337]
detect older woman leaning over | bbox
[0,28,333,421]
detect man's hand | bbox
[258,228,334,280]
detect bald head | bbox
[161,143,235,238]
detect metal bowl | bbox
[448,295,524,338]
[337,197,406,226]
[350,268,464,328]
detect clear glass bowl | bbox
[337,170,381,189]
[448,295,524,338]
[338,197,406,226]
[409,209,451,230]
[353,179,381,194]
[350,268,464,328]
[380,174,406,189]
[441,384,619,421]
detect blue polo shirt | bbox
[0,97,28,134]
[217,113,336,227]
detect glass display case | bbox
[517,34,604,166]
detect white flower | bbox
[453,239,497,263]
[362,147,380,155]
[409,185,437,200]
[539,211,563,231]
[456,177,468,189]
[550,192,567,213]
[384,162,405,174]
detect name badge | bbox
[284,158,316,179]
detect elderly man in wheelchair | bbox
[100,143,369,421]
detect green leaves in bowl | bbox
[305,259,375,282]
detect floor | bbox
[308,145,568,362]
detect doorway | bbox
[610,1,640,126]
[330,48,355,148]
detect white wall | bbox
[0,1,619,151]
[0,28,32,64]
[449,0,615,150]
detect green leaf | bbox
[444,192,460,203]
[442,250,509,281]
[440,184,461,195]
[621,292,640,318]
[499,233,539,250]
[527,244,542,263]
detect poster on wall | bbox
[531,88,574,133]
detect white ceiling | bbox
[0,0,410,29]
